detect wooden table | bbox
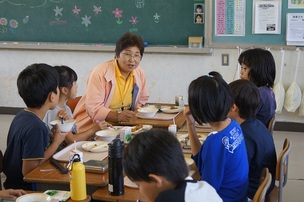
[92,186,148,202]
[23,123,209,202]
[120,107,186,129]
[24,160,108,194]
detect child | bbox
[44,65,78,133]
[195,4,203,13]
[123,129,222,202]
[228,79,277,199]
[195,14,203,24]
[43,65,108,146]
[3,63,67,190]
[184,73,249,202]
[238,48,276,127]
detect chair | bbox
[66,96,82,113]
[266,138,292,202]
[268,116,276,134]
[253,167,272,202]
[0,150,3,190]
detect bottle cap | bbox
[108,139,124,158]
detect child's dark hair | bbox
[229,79,260,119]
[196,4,203,10]
[17,63,59,108]
[54,65,78,89]
[123,129,188,184]
[238,48,276,88]
[188,74,233,124]
[115,32,145,58]
[208,71,223,78]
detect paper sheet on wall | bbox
[215,0,246,36]
[252,0,281,34]
[286,13,304,46]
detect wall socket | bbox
[222,54,229,66]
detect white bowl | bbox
[95,129,120,142]
[16,193,51,202]
[50,119,75,132]
[137,108,158,118]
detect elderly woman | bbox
[73,32,149,134]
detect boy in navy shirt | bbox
[3,63,67,190]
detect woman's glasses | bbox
[120,52,142,61]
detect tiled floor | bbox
[1,114,304,201]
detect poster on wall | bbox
[286,13,304,46]
[252,0,281,34]
[215,0,246,36]
[288,0,304,9]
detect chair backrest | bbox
[267,116,275,134]
[66,96,82,113]
[253,167,272,202]
[0,150,3,190]
[276,138,292,202]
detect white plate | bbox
[81,141,108,153]
[161,106,184,113]
[124,176,139,189]
[16,193,51,202]
[131,125,153,134]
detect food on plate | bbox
[81,141,108,152]
[131,124,143,132]
[170,106,178,109]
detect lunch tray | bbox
[53,141,108,162]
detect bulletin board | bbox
[0,0,205,46]
[209,0,304,46]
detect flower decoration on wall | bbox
[153,13,160,23]
[0,17,8,33]
[9,19,18,33]
[72,5,81,16]
[129,16,138,32]
[54,6,63,20]
[112,8,123,24]
[93,5,102,16]
[81,15,91,30]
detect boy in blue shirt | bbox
[228,79,277,199]
[3,63,67,190]
[123,129,222,202]
[184,72,249,202]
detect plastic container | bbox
[108,139,124,196]
[69,154,87,200]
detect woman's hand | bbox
[96,120,112,130]
[118,110,135,122]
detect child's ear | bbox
[61,87,69,95]
[231,103,238,112]
[148,174,165,187]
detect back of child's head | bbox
[188,72,233,125]
[17,63,59,108]
[54,65,78,89]
[229,79,260,119]
[238,48,276,88]
[123,129,188,185]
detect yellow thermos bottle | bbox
[69,154,87,200]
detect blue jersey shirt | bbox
[193,119,249,202]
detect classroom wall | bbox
[0,47,304,124]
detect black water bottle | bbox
[108,138,124,196]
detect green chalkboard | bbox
[211,0,304,45]
[0,0,204,46]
